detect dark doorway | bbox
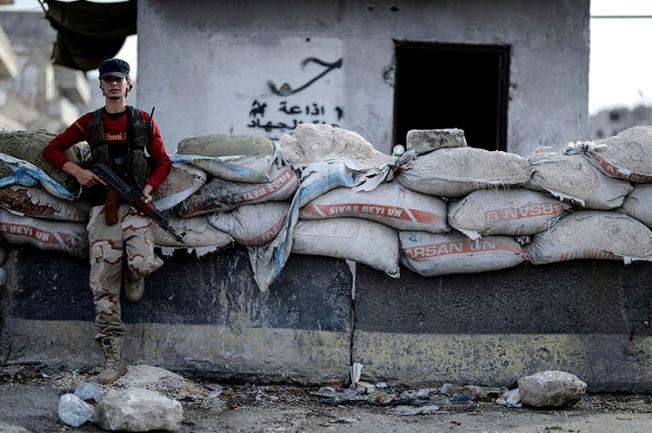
[393,42,510,151]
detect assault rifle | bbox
[92,162,186,243]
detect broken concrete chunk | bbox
[406,128,467,155]
[94,388,183,432]
[518,370,587,408]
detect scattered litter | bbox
[57,393,94,427]
[387,404,440,415]
[495,388,522,408]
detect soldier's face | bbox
[100,76,129,99]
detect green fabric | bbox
[45,0,136,71]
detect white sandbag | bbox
[527,149,632,209]
[0,152,80,200]
[279,123,392,170]
[292,218,400,277]
[565,126,652,182]
[300,182,448,233]
[177,134,275,157]
[0,130,88,193]
[406,128,467,155]
[400,231,525,276]
[0,185,89,222]
[152,163,206,211]
[621,184,652,227]
[152,215,232,251]
[173,153,276,183]
[0,209,88,257]
[526,211,652,264]
[208,202,290,246]
[448,189,569,239]
[177,165,298,217]
[398,147,530,198]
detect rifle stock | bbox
[92,163,185,243]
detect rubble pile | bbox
[1,125,652,291]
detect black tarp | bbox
[44,0,136,71]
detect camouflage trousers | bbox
[87,204,163,340]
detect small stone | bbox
[74,382,104,402]
[406,129,467,155]
[518,370,587,408]
[94,387,183,432]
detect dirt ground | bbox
[1,364,652,433]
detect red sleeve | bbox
[43,113,91,169]
[141,112,171,190]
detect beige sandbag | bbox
[0,209,88,257]
[0,185,89,222]
[152,215,232,249]
[176,134,274,157]
[279,123,392,170]
[406,128,467,155]
[621,183,652,227]
[300,182,449,233]
[398,147,530,198]
[448,189,569,239]
[208,202,289,246]
[292,218,400,277]
[566,126,652,182]
[526,211,652,264]
[527,150,632,209]
[152,163,206,211]
[0,131,88,192]
[400,231,525,276]
[177,165,298,217]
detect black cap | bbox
[99,58,130,80]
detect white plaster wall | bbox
[138,0,589,155]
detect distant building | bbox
[588,105,652,140]
[0,11,93,132]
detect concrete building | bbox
[0,11,92,132]
[138,0,590,155]
[589,105,652,140]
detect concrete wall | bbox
[3,245,652,392]
[138,0,589,155]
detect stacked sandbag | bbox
[398,147,530,198]
[152,163,206,211]
[300,181,449,233]
[406,128,467,155]
[527,149,632,209]
[400,231,525,276]
[620,184,652,227]
[0,130,88,194]
[0,185,89,222]
[176,134,277,182]
[448,189,569,239]
[526,211,652,264]
[208,202,289,246]
[177,165,298,216]
[152,214,232,250]
[565,126,652,182]
[292,218,400,277]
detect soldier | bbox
[43,58,171,384]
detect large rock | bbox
[518,370,587,408]
[94,388,183,432]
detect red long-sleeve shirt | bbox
[43,108,171,190]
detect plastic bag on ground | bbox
[177,165,298,216]
[152,163,207,211]
[57,393,94,427]
[398,147,530,198]
[301,181,448,233]
[526,149,632,209]
[448,189,569,239]
[526,211,652,264]
[248,161,365,292]
[0,185,89,222]
[292,218,400,278]
[208,202,290,246]
[565,126,652,182]
[400,231,525,276]
[0,209,88,256]
[279,123,392,170]
[621,183,652,227]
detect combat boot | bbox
[97,336,127,384]
[125,276,145,303]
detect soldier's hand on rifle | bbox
[142,184,153,204]
[62,161,105,187]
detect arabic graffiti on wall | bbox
[246,56,344,138]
